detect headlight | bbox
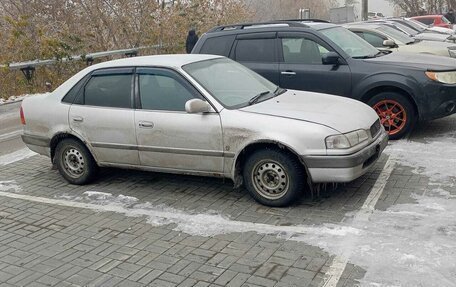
[326,129,369,149]
[425,71,456,84]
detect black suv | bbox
[192,20,456,139]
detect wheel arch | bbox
[50,132,98,164]
[231,140,311,188]
[360,85,420,118]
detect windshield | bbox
[391,22,418,35]
[183,58,279,108]
[399,19,426,32]
[408,18,429,28]
[442,16,451,24]
[321,26,379,58]
[376,25,415,44]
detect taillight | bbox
[20,106,26,125]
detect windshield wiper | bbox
[248,91,273,105]
[353,51,384,59]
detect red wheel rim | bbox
[373,100,407,136]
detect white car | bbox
[20,55,387,207]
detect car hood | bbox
[415,32,450,42]
[400,40,456,56]
[240,90,378,134]
[364,51,456,70]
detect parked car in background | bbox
[367,19,455,42]
[412,15,454,29]
[193,20,456,139]
[368,12,385,20]
[402,17,455,35]
[346,23,456,58]
[20,54,388,207]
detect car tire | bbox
[55,138,98,185]
[242,148,306,207]
[368,92,416,140]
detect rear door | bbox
[69,68,139,165]
[134,68,224,173]
[230,32,280,84]
[278,32,352,97]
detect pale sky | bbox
[336,0,396,17]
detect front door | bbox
[278,32,352,97]
[134,68,224,174]
[69,68,139,165]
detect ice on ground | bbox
[0,148,36,166]
[0,181,21,193]
[58,191,139,206]
[385,131,456,182]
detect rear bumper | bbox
[21,134,51,157]
[304,129,388,183]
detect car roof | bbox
[412,15,442,19]
[206,20,337,33]
[88,54,223,70]
[346,23,382,30]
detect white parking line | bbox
[322,158,396,287]
[0,148,36,166]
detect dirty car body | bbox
[21,55,388,206]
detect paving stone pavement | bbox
[0,115,454,286]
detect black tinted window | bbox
[200,35,235,56]
[139,71,196,111]
[417,18,434,25]
[62,75,89,104]
[84,74,132,108]
[282,38,329,64]
[235,39,276,62]
[363,32,386,47]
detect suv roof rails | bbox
[280,18,330,23]
[208,20,310,33]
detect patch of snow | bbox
[0,93,47,106]
[0,148,36,166]
[385,132,456,183]
[0,181,21,193]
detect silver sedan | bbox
[20,55,388,206]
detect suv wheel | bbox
[55,139,97,185]
[243,148,305,207]
[368,92,416,140]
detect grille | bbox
[370,119,381,138]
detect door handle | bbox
[72,116,83,122]
[281,71,296,76]
[139,121,154,128]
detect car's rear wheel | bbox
[243,148,305,207]
[55,139,97,185]
[368,92,416,140]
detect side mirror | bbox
[322,52,340,65]
[185,99,211,113]
[383,39,397,48]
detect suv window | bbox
[138,69,196,111]
[200,35,235,56]
[418,18,434,25]
[84,74,132,108]
[362,32,386,47]
[281,38,329,64]
[235,38,276,62]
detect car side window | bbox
[362,32,386,47]
[138,70,197,111]
[281,37,329,64]
[200,35,235,56]
[419,18,434,25]
[234,38,276,62]
[84,73,132,108]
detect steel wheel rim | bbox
[252,160,289,200]
[62,146,85,178]
[373,100,407,136]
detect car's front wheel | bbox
[55,138,97,185]
[368,92,416,140]
[243,148,306,207]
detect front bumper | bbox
[420,82,456,121]
[303,130,388,183]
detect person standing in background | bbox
[445,9,455,24]
[186,29,198,53]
